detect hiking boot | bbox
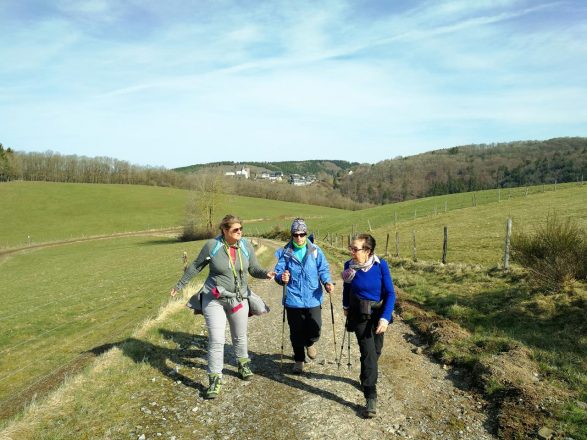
[292,361,304,374]
[362,397,377,418]
[306,345,317,360]
[237,357,254,381]
[205,373,222,399]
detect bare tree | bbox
[181,172,226,240]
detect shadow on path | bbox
[107,328,360,411]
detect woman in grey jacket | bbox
[170,214,275,399]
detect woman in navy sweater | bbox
[342,233,396,418]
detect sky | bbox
[1,0,586,169]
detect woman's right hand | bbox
[281,270,290,284]
[343,308,349,317]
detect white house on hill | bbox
[225,166,250,179]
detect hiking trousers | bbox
[202,294,249,374]
[286,305,322,362]
[354,313,384,399]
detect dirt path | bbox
[0,227,182,256]
[140,241,497,440]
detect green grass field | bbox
[0,181,344,248]
[0,180,585,437]
[312,183,587,266]
[0,235,197,418]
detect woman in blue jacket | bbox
[342,233,396,418]
[274,218,334,374]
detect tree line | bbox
[0,147,183,187]
[3,137,585,209]
[0,146,367,210]
[334,137,587,204]
[174,159,358,177]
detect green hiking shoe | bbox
[238,358,254,381]
[363,397,377,418]
[205,373,222,399]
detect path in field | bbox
[0,228,182,259]
[137,240,497,440]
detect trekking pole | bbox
[280,283,286,371]
[347,325,352,370]
[338,315,348,370]
[328,288,338,365]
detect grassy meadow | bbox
[0,180,585,437]
[0,181,344,248]
[0,244,278,439]
[0,235,193,419]
[314,182,587,266]
[0,181,340,423]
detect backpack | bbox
[187,236,252,314]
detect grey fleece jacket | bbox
[175,237,269,296]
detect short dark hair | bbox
[353,233,376,256]
[219,214,242,231]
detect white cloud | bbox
[1,0,585,167]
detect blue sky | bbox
[1,0,586,168]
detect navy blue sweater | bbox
[342,258,396,322]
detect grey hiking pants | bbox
[202,294,250,375]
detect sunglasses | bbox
[348,246,367,253]
[292,233,307,238]
[229,227,243,233]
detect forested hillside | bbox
[335,137,587,204]
[3,137,586,208]
[0,148,367,210]
[174,159,358,178]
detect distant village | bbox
[223,166,318,186]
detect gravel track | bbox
[137,241,497,440]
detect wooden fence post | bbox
[368,219,372,232]
[442,226,448,264]
[385,233,389,256]
[395,231,400,257]
[504,218,512,271]
[183,251,188,272]
[412,230,417,262]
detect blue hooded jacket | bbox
[274,240,332,308]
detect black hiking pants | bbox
[286,306,322,362]
[353,313,384,399]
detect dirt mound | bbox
[396,296,563,439]
[397,298,471,347]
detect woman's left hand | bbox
[375,319,389,334]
